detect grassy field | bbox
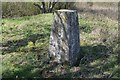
[1,13,120,78]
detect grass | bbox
[1,13,119,78]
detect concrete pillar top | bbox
[57,9,77,12]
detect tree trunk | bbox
[41,2,46,13]
[33,3,46,13]
[49,9,80,66]
[48,2,57,13]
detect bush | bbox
[2,2,40,18]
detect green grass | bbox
[1,13,119,78]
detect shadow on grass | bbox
[2,64,41,78]
[2,33,49,54]
[2,42,118,78]
[52,44,118,78]
[2,57,58,78]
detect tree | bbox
[48,1,57,13]
[34,0,58,13]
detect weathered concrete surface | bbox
[49,9,80,66]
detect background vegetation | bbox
[1,2,120,78]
